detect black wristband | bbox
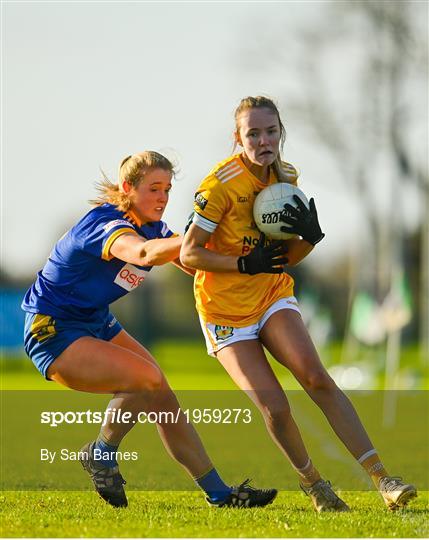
[237,257,246,274]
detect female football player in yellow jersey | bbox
[22,150,277,509]
[181,96,417,512]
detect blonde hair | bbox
[90,151,175,211]
[234,96,292,183]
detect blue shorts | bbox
[23,311,123,380]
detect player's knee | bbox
[304,369,336,392]
[133,364,163,392]
[262,401,291,429]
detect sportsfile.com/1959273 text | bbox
[40,408,253,427]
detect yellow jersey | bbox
[192,154,298,326]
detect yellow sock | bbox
[358,449,388,488]
[294,458,321,487]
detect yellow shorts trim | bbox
[30,314,57,342]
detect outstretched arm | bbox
[110,233,183,267]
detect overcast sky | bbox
[2,1,426,279]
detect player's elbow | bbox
[179,247,193,268]
[138,246,157,267]
[179,244,196,269]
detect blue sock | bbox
[196,468,232,502]
[93,437,119,467]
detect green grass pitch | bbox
[1,341,428,537]
[2,491,428,537]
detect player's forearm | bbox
[140,236,183,266]
[284,238,314,266]
[171,258,196,276]
[180,245,238,272]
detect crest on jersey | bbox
[195,193,208,211]
[214,325,234,341]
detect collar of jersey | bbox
[238,153,277,186]
[123,208,143,227]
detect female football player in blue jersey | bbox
[181,96,417,512]
[22,151,276,509]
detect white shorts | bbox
[199,296,301,357]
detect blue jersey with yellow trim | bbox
[22,203,174,321]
